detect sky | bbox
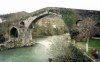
[0,0,100,14]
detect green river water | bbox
[0,34,90,62]
[0,44,50,62]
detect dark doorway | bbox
[0,34,5,43]
[10,27,18,38]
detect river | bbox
[0,34,91,62]
[0,37,52,62]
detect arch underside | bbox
[29,13,68,37]
[10,27,18,38]
[27,12,61,29]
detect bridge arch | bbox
[23,11,69,41]
[27,12,62,29]
[10,27,18,38]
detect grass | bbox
[89,39,100,48]
[74,39,100,49]
[74,39,100,61]
[86,39,100,61]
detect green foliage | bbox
[89,39,100,48]
[60,10,78,29]
[48,9,79,38]
[49,9,79,29]
[70,29,79,39]
[59,10,79,39]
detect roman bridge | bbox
[0,9,69,49]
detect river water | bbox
[0,34,90,62]
[0,44,51,62]
[0,37,52,62]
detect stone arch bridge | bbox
[0,8,69,50]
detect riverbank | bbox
[0,39,36,51]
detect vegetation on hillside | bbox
[48,8,79,29]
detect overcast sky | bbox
[0,0,100,14]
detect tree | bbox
[75,17,98,52]
[76,17,97,41]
